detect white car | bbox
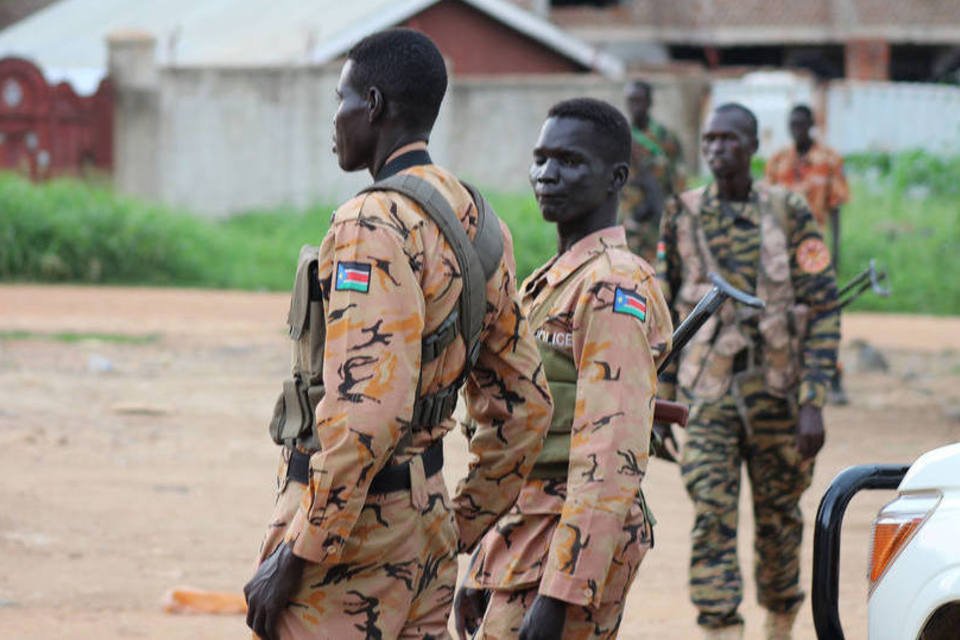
[813,442,960,640]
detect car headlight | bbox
[869,490,941,592]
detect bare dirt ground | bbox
[1,284,959,640]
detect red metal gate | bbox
[0,57,112,180]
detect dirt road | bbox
[1,285,959,639]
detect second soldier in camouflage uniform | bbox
[658,103,839,640]
[454,98,672,640]
[618,79,686,263]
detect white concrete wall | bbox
[707,72,960,159]
[826,81,960,155]
[709,72,817,159]
[157,65,368,216]
[112,49,707,216]
[444,73,704,193]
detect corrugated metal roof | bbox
[0,0,622,94]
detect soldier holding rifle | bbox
[658,103,840,640]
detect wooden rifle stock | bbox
[654,399,689,427]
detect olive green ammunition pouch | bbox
[268,175,504,452]
[269,245,326,450]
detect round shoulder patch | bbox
[797,238,831,274]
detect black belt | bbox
[286,440,444,495]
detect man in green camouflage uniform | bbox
[618,79,687,263]
[657,103,839,640]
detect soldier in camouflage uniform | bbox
[454,98,672,640]
[618,79,687,263]
[657,103,840,640]
[766,104,851,405]
[243,30,553,640]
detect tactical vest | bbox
[527,342,579,480]
[523,256,596,481]
[674,183,808,402]
[522,255,657,527]
[268,174,504,452]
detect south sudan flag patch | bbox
[614,287,647,322]
[335,261,371,293]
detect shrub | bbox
[1,160,958,315]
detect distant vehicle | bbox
[812,443,960,639]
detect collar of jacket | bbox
[702,181,762,227]
[788,139,824,163]
[544,225,627,287]
[375,146,432,181]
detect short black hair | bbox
[714,102,758,139]
[547,97,632,165]
[627,79,653,97]
[347,28,447,133]
[790,104,814,120]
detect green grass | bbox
[837,184,960,315]
[0,330,160,344]
[0,160,958,315]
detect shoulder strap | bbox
[679,186,707,217]
[631,127,666,158]
[757,181,791,233]
[460,180,504,282]
[359,174,503,368]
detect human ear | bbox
[610,161,629,192]
[367,87,384,123]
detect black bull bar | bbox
[811,463,910,639]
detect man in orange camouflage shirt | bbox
[766,104,850,405]
[243,29,552,640]
[765,104,849,267]
[454,98,672,640]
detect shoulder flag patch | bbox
[335,261,371,293]
[614,287,647,322]
[797,238,831,274]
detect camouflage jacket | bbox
[619,120,687,262]
[284,145,553,564]
[467,226,672,606]
[657,181,840,408]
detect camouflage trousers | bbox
[474,505,652,640]
[680,377,815,629]
[255,461,458,639]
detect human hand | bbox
[796,404,825,459]
[453,586,489,639]
[651,422,680,463]
[518,594,567,640]
[243,543,305,640]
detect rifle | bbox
[652,271,765,428]
[837,259,890,310]
[830,208,841,273]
